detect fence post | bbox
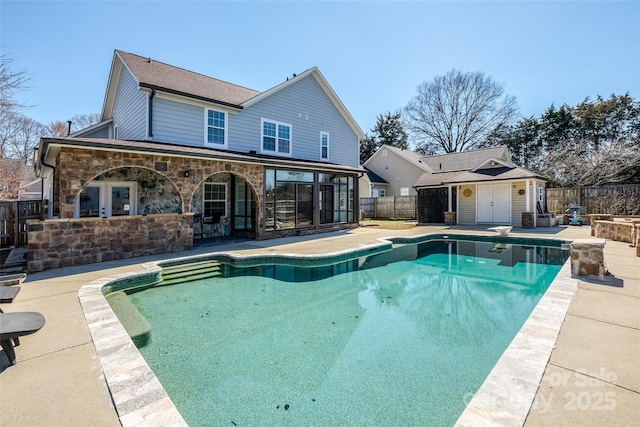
[393,196,396,219]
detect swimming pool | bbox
[108,238,569,426]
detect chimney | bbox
[67,121,72,135]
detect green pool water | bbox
[125,239,567,426]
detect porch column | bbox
[525,179,531,212]
[448,185,452,212]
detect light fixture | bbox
[184,170,190,177]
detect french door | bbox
[76,182,137,218]
[477,184,510,223]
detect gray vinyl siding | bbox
[113,67,147,140]
[458,185,476,224]
[511,181,526,227]
[152,97,204,145]
[230,75,360,168]
[43,175,54,212]
[81,126,110,138]
[364,150,426,196]
[137,73,360,168]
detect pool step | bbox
[161,260,222,285]
[105,291,151,347]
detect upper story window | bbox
[261,119,292,156]
[206,109,227,147]
[320,132,329,160]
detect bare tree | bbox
[46,120,71,137]
[0,52,30,115]
[10,115,45,163]
[0,158,28,200]
[69,112,101,132]
[403,69,518,154]
[47,113,101,137]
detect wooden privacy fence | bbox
[547,184,640,215]
[360,196,417,219]
[0,200,45,248]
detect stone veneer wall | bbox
[592,220,634,243]
[570,239,606,277]
[54,147,264,235]
[27,214,194,272]
[522,212,535,228]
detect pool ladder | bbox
[161,260,222,286]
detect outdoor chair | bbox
[0,307,46,365]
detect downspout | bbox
[148,89,155,138]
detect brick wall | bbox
[27,214,194,272]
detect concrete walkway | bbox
[0,224,638,426]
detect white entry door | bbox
[76,182,137,218]
[477,184,511,224]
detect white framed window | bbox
[320,132,329,160]
[261,118,292,156]
[379,189,386,197]
[400,187,410,196]
[205,109,227,148]
[203,182,227,218]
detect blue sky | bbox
[2,1,639,137]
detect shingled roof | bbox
[420,146,510,172]
[413,146,543,188]
[116,50,261,108]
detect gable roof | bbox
[412,145,543,188]
[114,50,260,109]
[102,50,364,139]
[243,67,364,139]
[364,144,433,172]
[420,146,510,173]
[363,166,388,184]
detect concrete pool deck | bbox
[1,224,638,426]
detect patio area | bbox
[1,224,638,426]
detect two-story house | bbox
[30,50,364,271]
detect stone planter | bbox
[522,212,535,229]
[444,211,456,225]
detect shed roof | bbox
[37,137,362,179]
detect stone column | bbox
[444,211,456,225]
[522,212,535,229]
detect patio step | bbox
[161,260,222,285]
[105,291,151,347]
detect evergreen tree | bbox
[360,111,409,164]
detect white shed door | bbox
[493,183,511,223]
[477,184,511,224]
[477,185,494,223]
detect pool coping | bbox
[78,233,578,426]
